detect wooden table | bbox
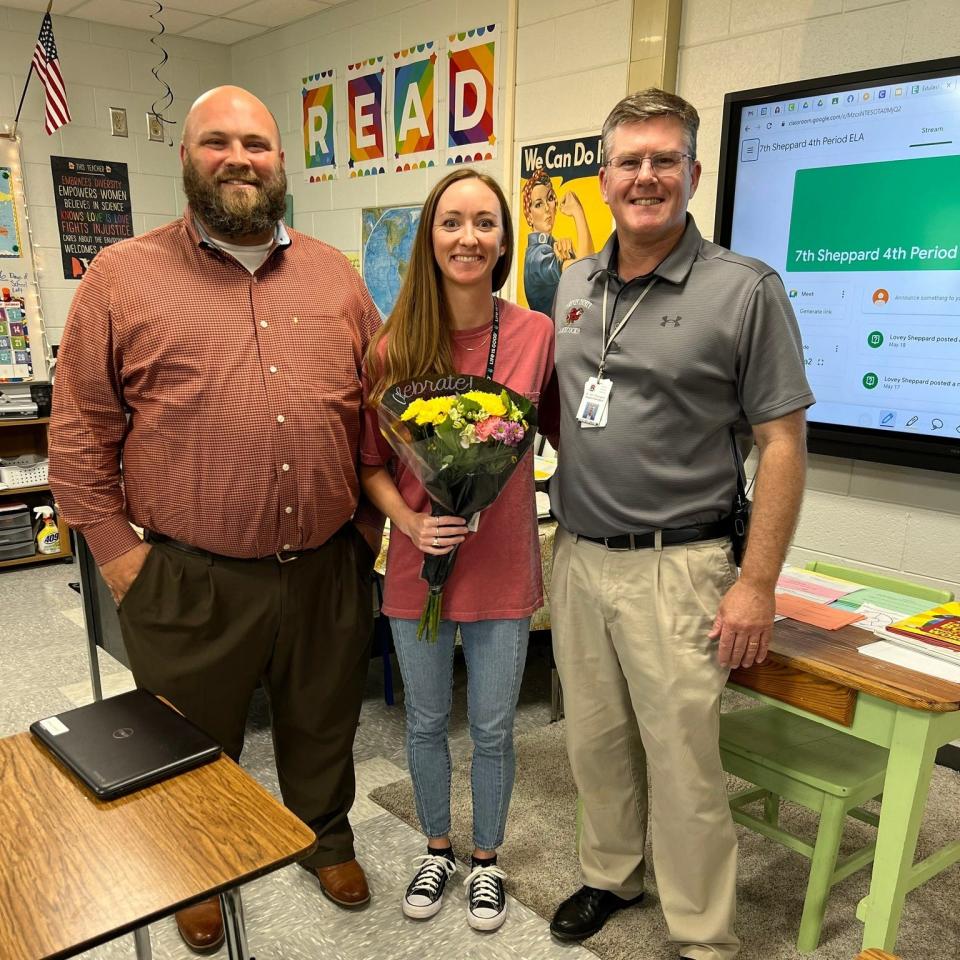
[731,618,960,954]
[0,732,317,960]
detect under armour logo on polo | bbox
[660,315,681,327]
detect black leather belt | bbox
[144,530,321,564]
[578,518,731,551]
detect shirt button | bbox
[292,316,299,324]
[276,414,285,423]
[269,365,278,373]
[281,463,290,471]
[282,543,291,551]
[260,320,268,328]
[284,506,293,514]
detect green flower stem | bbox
[417,588,444,643]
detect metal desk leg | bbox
[221,888,251,960]
[132,926,152,959]
[858,707,937,952]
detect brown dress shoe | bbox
[175,896,224,953]
[312,858,370,908]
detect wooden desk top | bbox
[0,733,317,960]
[732,618,960,715]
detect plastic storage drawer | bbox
[0,540,35,561]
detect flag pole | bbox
[10,0,55,140]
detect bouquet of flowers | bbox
[377,374,538,641]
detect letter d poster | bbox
[513,135,611,316]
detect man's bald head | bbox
[180,85,286,244]
[182,85,281,149]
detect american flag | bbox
[32,13,71,134]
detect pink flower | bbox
[493,421,525,446]
[474,416,504,441]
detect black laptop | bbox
[30,689,222,800]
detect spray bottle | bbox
[34,506,60,555]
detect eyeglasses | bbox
[605,152,693,178]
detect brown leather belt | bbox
[578,518,731,551]
[144,530,322,564]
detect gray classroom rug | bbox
[370,720,960,960]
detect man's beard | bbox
[183,155,287,240]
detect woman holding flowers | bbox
[361,168,554,931]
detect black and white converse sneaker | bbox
[402,852,457,919]
[463,863,507,931]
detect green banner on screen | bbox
[786,155,960,272]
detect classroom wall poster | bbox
[50,156,133,279]
[0,168,23,258]
[447,25,498,165]
[0,294,33,381]
[347,57,386,178]
[391,41,438,173]
[362,205,421,319]
[514,135,612,316]
[303,70,337,183]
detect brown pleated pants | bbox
[118,523,374,868]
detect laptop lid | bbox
[30,689,222,800]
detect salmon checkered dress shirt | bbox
[50,212,382,564]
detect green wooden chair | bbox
[720,707,889,952]
[803,561,954,604]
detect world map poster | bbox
[361,205,421,320]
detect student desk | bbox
[730,618,960,954]
[0,733,316,960]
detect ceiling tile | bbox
[164,0,246,14]
[227,0,326,27]
[69,0,208,34]
[6,0,88,12]
[182,17,263,43]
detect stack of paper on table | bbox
[774,593,864,629]
[859,601,960,681]
[859,639,960,683]
[873,602,960,664]
[776,567,861,604]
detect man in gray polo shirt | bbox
[546,89,813,960]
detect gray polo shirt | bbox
[549,215,814,537]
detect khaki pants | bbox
[117,524,374,868]
[551,527,740,960]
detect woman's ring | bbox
[432,536,440,547]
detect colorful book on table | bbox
[881,602,960,653]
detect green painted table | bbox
[730,617,960,954]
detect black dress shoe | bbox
[550,885,644,941]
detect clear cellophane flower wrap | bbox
[377,374,538,641]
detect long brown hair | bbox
[366,168,515,406]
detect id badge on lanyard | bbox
[577,276,657,429]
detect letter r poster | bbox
[302,70,336,182]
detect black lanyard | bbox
[485,297,500,379]
[599,277,657,379]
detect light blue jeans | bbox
[390,617,530,851]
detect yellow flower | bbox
[461,390,506,416]
[401,395,456,426]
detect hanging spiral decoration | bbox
[148,2,176,144]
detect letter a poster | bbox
[391,41,438,173]
[514,135,611,316]
[447,25,498,165]
[347,56,386,177]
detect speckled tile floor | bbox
[1,561,595,960]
